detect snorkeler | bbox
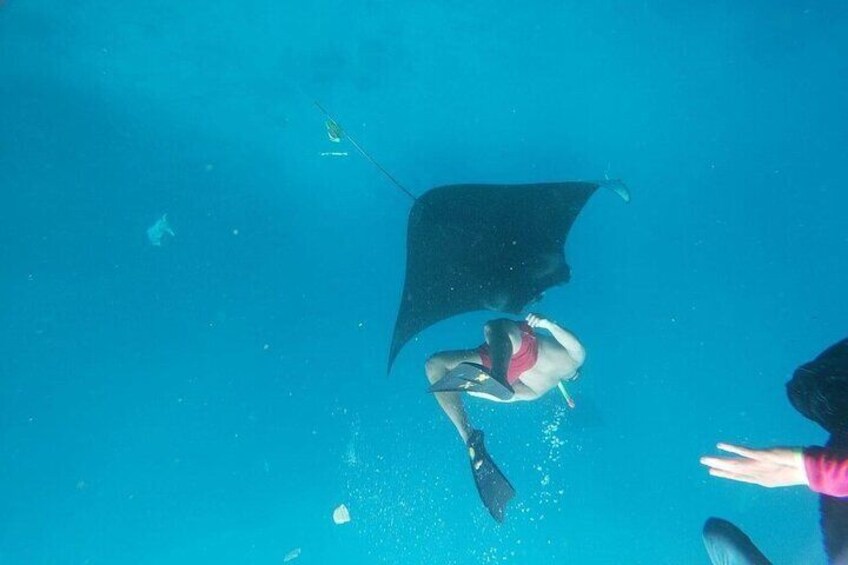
[425,313,585,521]
[701,337,848,497]
[700,337,848,563]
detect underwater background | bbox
[2,1,847,563]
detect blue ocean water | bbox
[2,1,847,563]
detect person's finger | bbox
[716,443,763,460]
[708,467,747,481]
[700,456,746,473]
[708,468,767,487]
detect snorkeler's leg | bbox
[425,350,481,443]
[426,349,516,522]
[482,319,522,391]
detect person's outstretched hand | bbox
[700,443,808,488]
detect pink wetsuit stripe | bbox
[804,447,848,497]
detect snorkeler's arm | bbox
[699,442,848,496]
[700,443,808,488]
[526,314,586,365]
[707,444,848,496]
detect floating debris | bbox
[332,503,351,525]
[314,102,416,200]
[326,119,343,143]
[320,151,349,157]
[283,547,301,562]
[146,213,175,246]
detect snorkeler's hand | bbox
[700,443,808,488]
[525,313,553,330]
[527,314,586,366]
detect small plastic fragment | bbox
[332,504,351,524]
[146,214,175,246]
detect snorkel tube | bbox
[557,381,576,409]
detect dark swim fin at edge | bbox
[467,429,515,523]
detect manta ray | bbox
[311,101,629,372]
[387,180,629,370]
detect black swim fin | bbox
[467,429,515,523]
[428,363,514,400]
